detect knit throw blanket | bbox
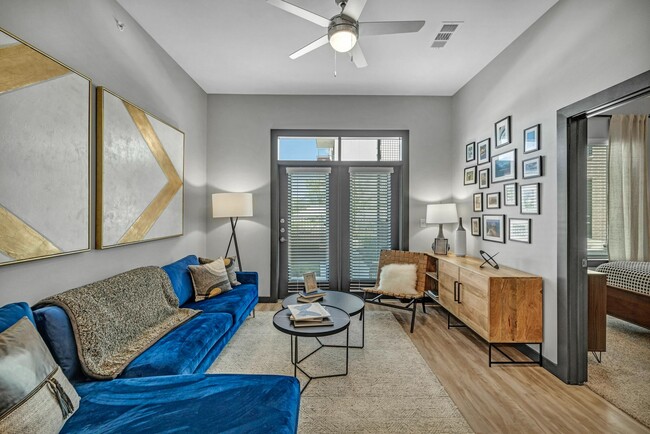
[35,266,199,380]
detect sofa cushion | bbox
[62,374,300,434]
[32,306,83,382]
[188,259,232,301]
[162,255,199,305]
[0,302,35,333]
[120,313,232,378]
[200,256,241,286]
[182,284,257,323]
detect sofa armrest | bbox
[236,271,258,286]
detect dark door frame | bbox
[557,69,650,384]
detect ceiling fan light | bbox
[329,29,357,52]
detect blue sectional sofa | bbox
[3,255,301,433]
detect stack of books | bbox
[297,288,326,303]
[287,302,333,327]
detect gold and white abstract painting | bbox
[0,29,90,266]
[96,87,184,249]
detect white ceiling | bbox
[117,0,558,96]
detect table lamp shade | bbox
[212,193,253,218]
[425,203,458,224]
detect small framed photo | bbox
[495,116,511,148]
[464,166,477,185]
[523,124,540,153]
[520,183,540,215]
[504,182,518,206]
[434,238,449,255]
[478,168,490,189]
[483,214,506,244]
[477,138,491,164]
[303,272,318,293]
[491,149,517,183]
[466,142,476,162]
[471,217,481,236]
[473,192,483,212]
[509,218,531,243]
[486,192,501,209]
[522,156,543,179]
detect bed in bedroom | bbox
[595,261,650,329]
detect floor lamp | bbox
[212,193,253,272]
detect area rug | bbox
[586,316,650,428]
[209,310,472,433]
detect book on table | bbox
[287,302,333,327]
[292,317,334,327]
[297,294,324,303]
[299,289,326,298]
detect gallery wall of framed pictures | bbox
[461,115,544,245]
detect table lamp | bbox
[425,203,458,254]
[212,192,253,271]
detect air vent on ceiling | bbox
[431,22,462,49]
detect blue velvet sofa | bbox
[8,255,301,433]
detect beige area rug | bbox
[587,316,650,428]
[209,310,472,433]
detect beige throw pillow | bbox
[199,256,241,286]
[378,263,418,295]
[0,317,80,434]
[189,259,233,301]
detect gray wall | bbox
[206,95,453,297]
[0,0,208,305]
[451,0,650,363]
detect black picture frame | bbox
[482,214,506,243]
[464,166,477,185]
[478,168,490,189]
[473,192,483,212]
[491,149,517,183]
[466,142,476,162]
[504,182,518,206]
[522,156,543,179]
[520,183,540,215]
[486,192,501,209]
[477,138,491,164]
[495,115,511,148]
[523,124,540,153]
[471,217,481,236]
[509,218,531,243]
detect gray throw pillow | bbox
[189,259,233,301]
[0,317,80,433]
[199,256,241,286]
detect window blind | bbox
[348,168,393,290]
[286,169,330,291]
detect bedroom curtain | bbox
[607,114,649,261]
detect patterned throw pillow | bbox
[189,259,233,301]
[199,257,241,287]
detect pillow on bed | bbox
[378,263,418,295]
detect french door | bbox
[277,164,401,298]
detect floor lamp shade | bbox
[212,193,253,218]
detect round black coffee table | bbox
[282,290,365,348]
[273,306,350,393]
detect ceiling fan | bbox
[267,0,425,68]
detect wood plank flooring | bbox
[257,302,648,433]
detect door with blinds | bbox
[278,165,400,297]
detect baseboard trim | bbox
[258,296,274,303]
[514,344,560,378]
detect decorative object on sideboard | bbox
[520,183,540,215]
[478,168,490,189]
[482,214,506,244]
[486,192,501,209]
[454,218,466,257]
[522,156,543,179]
[479,249,500,269]
[509,218,531,243]
[465,142,476,162]
[425,203,458,255]
[494,115,511,148]
[471,217,481,236]
[523,124,540,153]
[0,28,91,266]
[477,138,491,164]
[463,166,477,185]
[212,192,253,271]
[503,182,518,206]
[473,193,483,212]
[96,87,184,249]
[491,149,517,183]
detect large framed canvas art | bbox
[96,87,184,249]
[0,28,91,266]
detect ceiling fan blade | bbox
[360,20,425,36]
[266,0,330,28]
[289,35,329,59]
[341,0,367,21]
[349,43,368,68]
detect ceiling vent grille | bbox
[431,22,461,48]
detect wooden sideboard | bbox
[425,253,543,366]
